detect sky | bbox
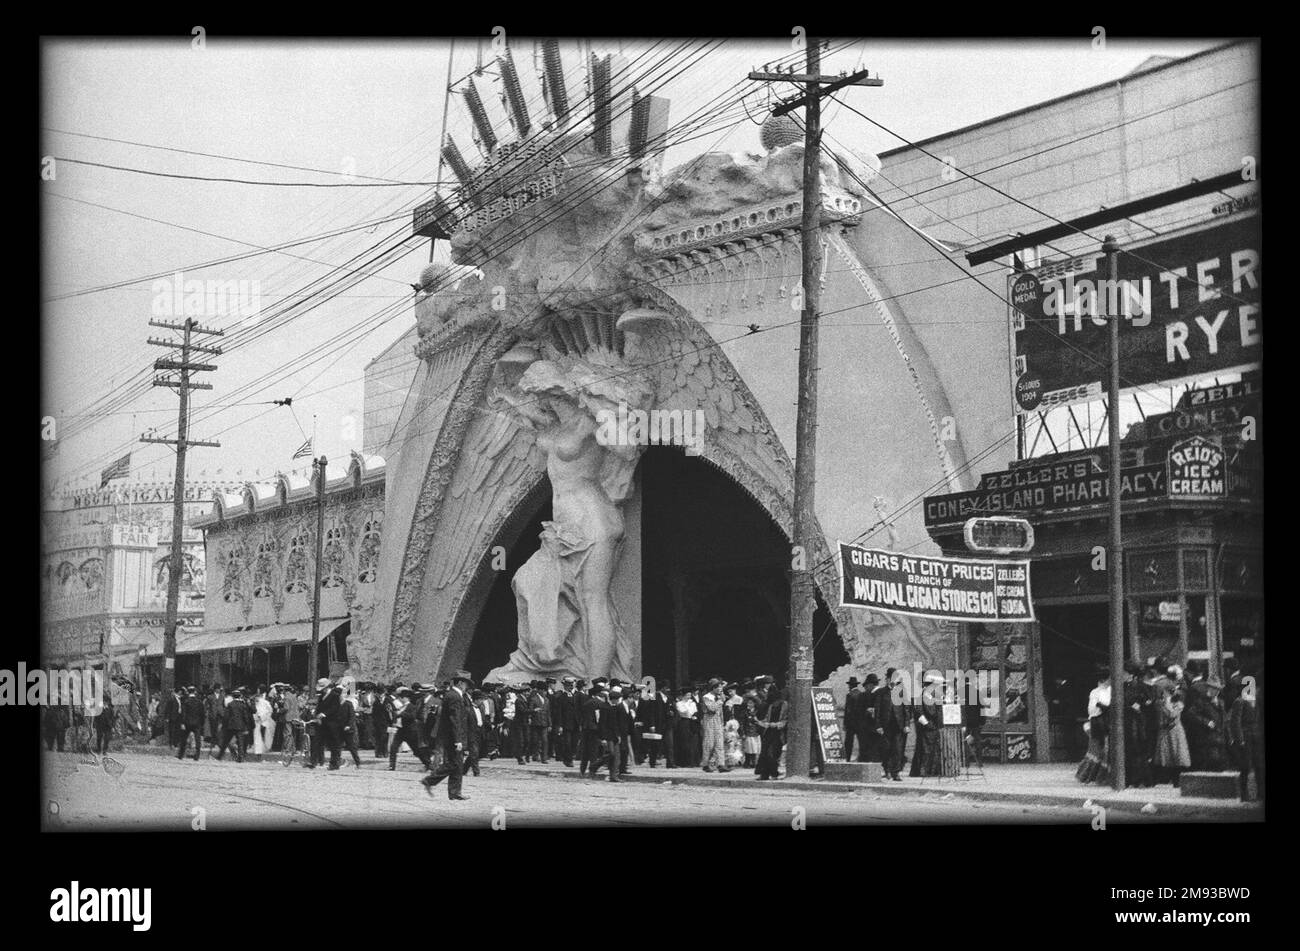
[40,35,1222,492]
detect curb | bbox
[109,746,1262,820]
[491,763,1263,820]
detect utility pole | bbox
[143,318,223,696]
[750,45,882,779]
[1103,235,1127,791]
[312,455,329,679]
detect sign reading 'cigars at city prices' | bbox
[838,544,1034,623]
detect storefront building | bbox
[924,372,1261,763]
[190,452,386,688]
[41,478,242,688]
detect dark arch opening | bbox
[641,446,846,688]
[459,446,849,687]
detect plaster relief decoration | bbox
[284,532,310,594]
[485,344,653,684]
[356,513,382,584]
[323,524,346,588]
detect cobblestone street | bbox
[41,750,1210,830]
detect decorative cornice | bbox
[632,187,862,259]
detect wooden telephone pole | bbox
[312,454,331,680]
[750,45,882,778]
[143,318,222,695]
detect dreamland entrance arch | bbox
[357,94,1012,695]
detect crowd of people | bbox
[41,654,1262,803]
[125,672,794,787]
[1075,656,1264,799]
[838,668,967,779]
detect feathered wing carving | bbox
[632,312,792,505]
[429,407,547,591]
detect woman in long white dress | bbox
[252,688,275,755]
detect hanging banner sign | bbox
[838,543,1034,623]
[1009,215,1260,414]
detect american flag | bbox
[292,438,313,460]
[99,453,131,487]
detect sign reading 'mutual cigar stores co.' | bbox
[839,544,1034,623]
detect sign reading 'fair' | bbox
[838,544,1034,623]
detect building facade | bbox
[41,478,240,684]
[190,452,386,688]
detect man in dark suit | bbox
[466,690,487,777]
[527,681,551,763]
[578,683,601,774]
[314,677,344,770]
[422,670,473,800]
[176,686,206,761]
[876,668,910,781]
[204,684,225,744]
[842,677,866,762]
[161,687,183,749]
[637,684,669,767]
[590,685,630,782]
[215,689,251,762]
[551,676,581,767]
[372,685,392,758]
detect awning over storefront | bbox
[134,618,349,657]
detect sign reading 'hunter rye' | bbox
[1009,215,1260,414]
[838,544,1034,623]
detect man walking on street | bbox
[422,670,473,800]
[388,687,432,771]
[589,684,626,781]
[176,686,206,761]
[215,689,251,762]
[552,676,580,768]
[315,677,344,771]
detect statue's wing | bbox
[429,407,547,590]
[639,323,793,497]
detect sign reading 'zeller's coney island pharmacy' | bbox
[839,544,1034,623]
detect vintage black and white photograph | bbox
[31,28,1262,907]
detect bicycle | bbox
[281,720,313,767]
